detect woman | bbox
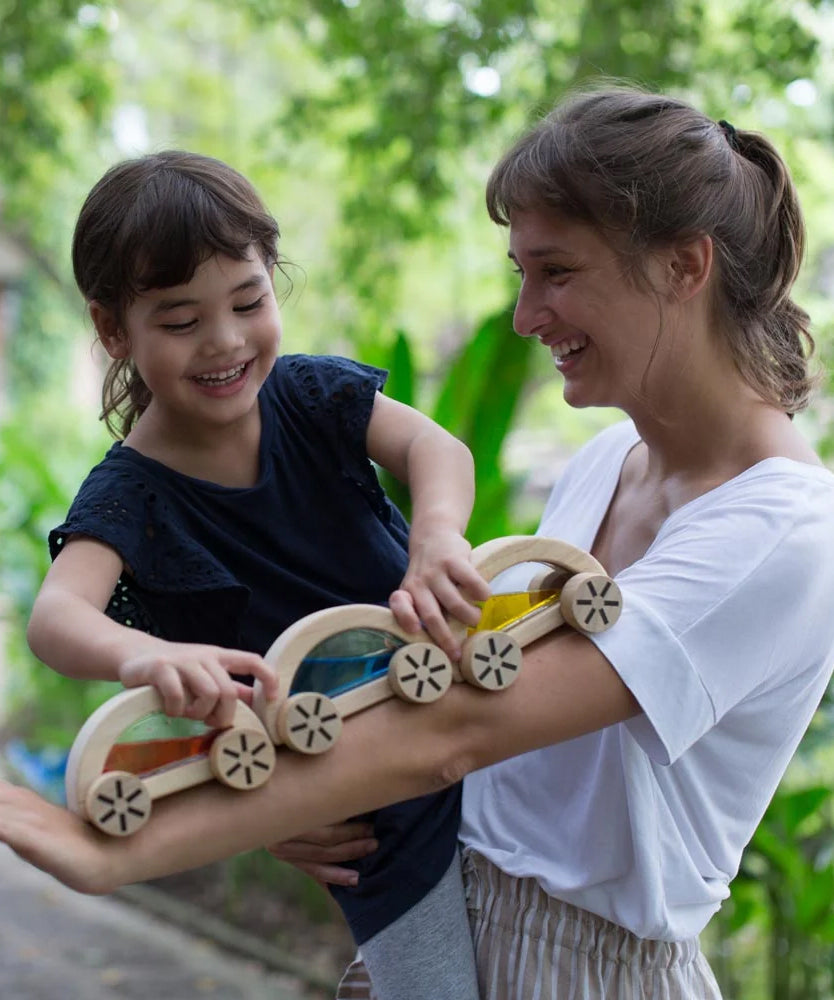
[2,86,833,999]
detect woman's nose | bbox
[513,283,544,338]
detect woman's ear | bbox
[89,302,130,359]
[667,234,713,302]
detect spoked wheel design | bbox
[277,692,343,755]
[560,573,623,634]
[460,631,523,691]
[210,727,276,789]
[85,770,151,837]
[388,643,453,704]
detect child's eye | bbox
[234,295,265,314]
[511,266,524,277]
[161,320,196,333]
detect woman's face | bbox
[508,209,680,414]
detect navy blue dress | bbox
[49,353,461,945]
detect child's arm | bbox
[366,393,491,658]
[27,536,278,727]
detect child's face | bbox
[107,250,281,435]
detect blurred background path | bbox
[0,844,319,1000]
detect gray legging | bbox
[346,852,480,1000]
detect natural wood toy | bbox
[65,687,276,837]
[66,535,621,836]
[251,535,622,755]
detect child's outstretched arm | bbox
[27,536,278,727]
[366,393,491,659]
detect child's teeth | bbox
[197,363,245,383]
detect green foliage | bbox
[369,303,536,543]
[0,403,116,749]
[711,779,834,999]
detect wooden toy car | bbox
[251,534,622,755]
[64,687,276,837]
[66,535,621,835]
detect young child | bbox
[26,150,489,1000]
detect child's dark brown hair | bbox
[72,150,282,438]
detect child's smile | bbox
[114,250,281,441]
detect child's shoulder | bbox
[267,354,388,409]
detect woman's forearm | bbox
[76,629,639,890]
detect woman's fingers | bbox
[266,822,378,888]
[269,835,378,865]
[0,781,114,895]
[290,860,360,888]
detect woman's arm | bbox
[27,536,278,726]
[0,628,638,894]
[366,392,491,655]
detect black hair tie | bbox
[718,119,740,152]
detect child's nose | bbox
[205,320,244,352]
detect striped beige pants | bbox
[336,848,723,999]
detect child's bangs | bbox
[127,179,259,295]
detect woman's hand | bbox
[267,821,378,888]
[118,643,279,728]
[0,780,118,895]
[390,528,491,660]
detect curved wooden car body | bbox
[65,687,275,836]
[67,535,622,834]
[251,535,622,751]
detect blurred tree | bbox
[0,0,114,280]
[240,0,827,345]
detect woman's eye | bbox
[511,266,524,277]
[235,295,265,314]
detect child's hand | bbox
[118,643,279,729]
[389,529,491,660]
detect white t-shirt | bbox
[460,419,834,940]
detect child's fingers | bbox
[147,665,188,719]
[182,661,240,727]
[223,650,279,701]
[452,561,492,602]
[409,592,463,661]
[388,589,422,634]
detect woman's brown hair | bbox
[72,150,283,437]
[486,86,817,414]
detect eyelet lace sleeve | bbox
[281,354,391,515]
[49,457,249,647]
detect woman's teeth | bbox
[553,337,587,359]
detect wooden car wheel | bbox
[560,572,623,634]
[85,770,151,838]
[277,692,343,755]
[460,631,522,691]
[209,727,276,790]
[388,643,453,704]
